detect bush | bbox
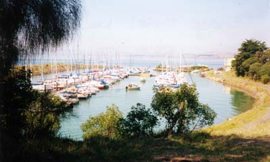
[24,101,60,138]
[81,105,123,140]
[151,83,216,136]
[248,62,262,80]
[23,92,67,138]
[259,63,270,77]
[261,75,270,84]
[242,57,258,75]
[117,103,158,138]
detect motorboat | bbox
[126,84,140,90]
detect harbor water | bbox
[58,73,254,140]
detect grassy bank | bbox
[11,133,270,162]
[203,70,270,137]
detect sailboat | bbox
[154,53,187,89]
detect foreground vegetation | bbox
[5,133,270,162]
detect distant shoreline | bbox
[16,64,107,76]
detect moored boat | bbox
[126,84,140,90]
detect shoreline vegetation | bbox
[154,64,210,72]
[203,70,270,137]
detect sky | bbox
[52,0,270,58]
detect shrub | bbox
[248,62,262,80]
[151,83,216,136]
[259,63,270,77]
[261,75,270,84]
[24,101,60,138]
[242,57,258,75]
[23,92,67,138]
[117,103,158,138]
[81,105,123,140]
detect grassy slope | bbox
[203,70,270,137]
[17,134,270,162]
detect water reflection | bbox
[230,90,255,115]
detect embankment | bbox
[203,70,270,137]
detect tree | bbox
[0,2,81,160]
[0,68,33,136]
[81,105,123,140]
[238,39,267,54]
[117,103,158,138]
[0,0,81,76]
[242,57,258,76]
[259,62,270,78]
[234,39,267,76]
[0,0,81,136]
[258,50,270,64]
[151,84,216,136]
[248,62,262,80]
[24,92,68,138]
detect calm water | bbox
[58,74,254,140]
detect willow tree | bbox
[0,0,81,136]
[0,0,81,75]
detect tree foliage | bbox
[0,68,68,138]
[0,68,33,136]
[0,1,81,161]
[233,39,270,84]
[151,83,216,136]
[0,0,81,138]
[233,39,267,77]
[24,92,67,138]
[0,0,81,76]
[117,103,158,138]
[81,105,123,140]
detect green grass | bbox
[203,70,270,137]
[5,133,270,162]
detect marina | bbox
[32,67,149,106]
[30,64,255,140]
[54,70,254,140]
[2,1,270,161]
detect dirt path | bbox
[242,107,270,131]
